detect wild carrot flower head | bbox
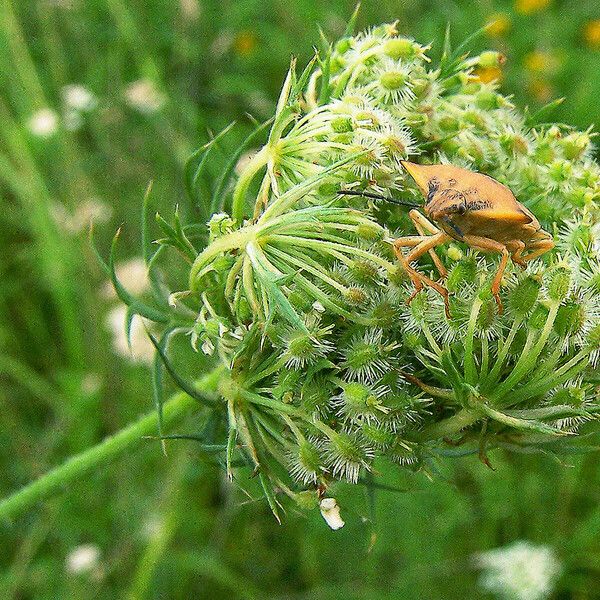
[108,18,600,523]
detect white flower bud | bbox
[28,109,59,137]
[65,544,101,574]
[319,497,345,530]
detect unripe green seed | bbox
[446,257,477,292]
[356,222,385,242]
[554,301,585,338]
[586,324,600,350]
[349,259,379,284]
[529,304,549,330]
[335,37,352,55]
[402,331,425,351]
[212,254,235,273]
[509,276,541,315]
[296,440,323,475]
[342,382,377,410]
[545,266,572,301]
[476,299,497,331]
[478,50,505,68]
[552,386,585,408]
[475,90,501,110]
[288,288,313,313]
[287,333,314,358]
[383,38,416,59]
[344,286,369,305]
[438,116,460,132]
[409,291,430,322]
[380,71,407,90]
[361,422,394,447]
[331,116,354,133]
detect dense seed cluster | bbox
[121,23,600,517]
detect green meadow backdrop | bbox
[1,1,599,598]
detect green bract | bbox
[112,22,600,521]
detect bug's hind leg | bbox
[393,232,452,318]
[461,235,509,314]
[408,209,448,279]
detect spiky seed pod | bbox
[289,440,325,484]
[340,330,395,383]
[324,432,374,483]
[545,265,573,301]
[554,299,586,339]
[509,275,541,316]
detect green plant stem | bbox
[0,369,221,522]
[231,146,269,224]
[413,409,479,441]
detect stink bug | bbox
[340,161,554,317]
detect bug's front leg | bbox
[393,232,452,318]
[461,235,509,314]
[408,209,448,279]
[520,235,555,264]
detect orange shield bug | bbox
[340,162,554,317]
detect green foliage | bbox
[1,1,600,598]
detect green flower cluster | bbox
[114,22,600,521]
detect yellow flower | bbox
[514,0,551,15]
[486,13,511,37]
[524,50,561,74]
[583,19,600,49]
[473,66,503,83]
[234,30,258,57]
[527,78,554,103]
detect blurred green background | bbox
[1,0,600,598]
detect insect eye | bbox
[456,204,466,215]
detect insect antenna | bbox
[338,189,420,208]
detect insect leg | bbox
[394,232,452,318]
[392,235,430,298]
[520,237,555,263]
[461,235,509,314]
[408,209,448,279]
[507,240,527,268]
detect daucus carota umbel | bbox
[108,20,600,525]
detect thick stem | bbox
[231,146,270,224]
[413,409,480,442]
[0,369,222,522]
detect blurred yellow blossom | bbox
[234,30,258,57]
[524,50,561,74]
[486,13,511,37]
[583,19,600,49]
[514,0,551,15]
[527,78,554,102]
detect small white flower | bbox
[105,305,155,365]
[319,497,345,530]
[52,198,112,234]
[28,108,59,137]
[65,544,101,574]
[179,0,200,20]
[61,84,97,112]
[475,540,561,600]
[81,373,102,396]
[125,79,165,114]
[101,257,150,298]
